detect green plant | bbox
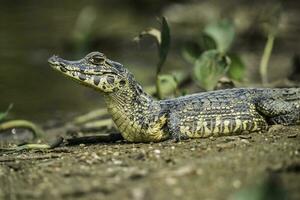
[0,104,44,139]
[183,19,245,90]
[135,17,178,99]
[204,19,235,53]
[259,4,281,85]
[0,104,13,122]
[194,50,231,91]
[136,17,247,93]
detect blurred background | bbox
[0,0,299,123]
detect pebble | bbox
[164,158,176,165]
[91,152,100,160]
[132,147,137,151]
[173,165,196,176]
[287,133,298,138]
[240,139,250,145]
[209,136,216,141]
[154,149,161,154]
[173,187,183,196]
[165,177,178,185]
[129,170,148,180]
[113,152,120,156]
[131,187,146,200]
[112,159,123,165]
[83,152,89,156]
[267,163,283,172]
[225,136,236,142]
[232,179,241,188]
[239,135,252,139]
[133,152,146,160]
[216,142,235,151]
[196,168,204,175]
[79,143,85,147]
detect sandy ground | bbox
[0,125,299,200]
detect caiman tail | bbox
[254,88,300,125]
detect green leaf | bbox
[133,28,161,45]
[157,74,178,99]
[133,17,170,75]
[204,19,235,53]
[0,104,13,122]
[198,32,217,51]
[157,16,171,75]
[227,54,246,81]
[182,34,216,64]
[194,50,231,91]
[182,41,202,64]
[133,17,171,99]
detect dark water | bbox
[0,0,166,122]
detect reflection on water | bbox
[0,1,164,122]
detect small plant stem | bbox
[156,74,162,99]
[260,33,275,85]
[0,120,44,138]
[73,108,108,125]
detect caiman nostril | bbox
[48,55,58,65]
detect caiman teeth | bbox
[58,62,68,72]
[60,66,67,72]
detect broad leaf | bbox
[227,54,246,81]
[157,74,178,99]
[133,17,170,74]
[157,16,171,74]
[204,19,235,53]
[134,28,161,45]
[198,32,217,51]
[194,50,231,91]
[182,41,202,64]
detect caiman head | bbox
[48,52,130,93]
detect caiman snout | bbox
[48,55,60,65]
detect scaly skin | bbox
[48,52,300,142]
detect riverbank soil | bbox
[0,125,299,200]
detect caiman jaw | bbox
[48,52,127,93]
[48,55,91,83]
[48,55,66,71]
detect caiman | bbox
[48,52,300,142]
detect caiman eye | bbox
[89,55,105,65]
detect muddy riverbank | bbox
[1,125,299,200]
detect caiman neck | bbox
[104,84,169,142]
